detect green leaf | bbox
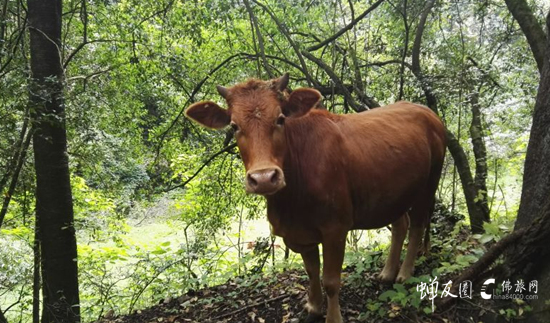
[379,290,397,301]
[393,283,407,295]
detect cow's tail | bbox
[421,200,435,255]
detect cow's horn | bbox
[217,85,229,99]
[275,73,289,91]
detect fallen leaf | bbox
[248,311,256,321]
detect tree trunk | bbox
[28,0,80,322]
[0,307,7,323]
[0,127,32,229]
[410,0,488,233]
[446,131,487,232]
[468,92,490,226]
[507,10,550,323]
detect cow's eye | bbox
[230,122,239,132]
[276,115,285,126]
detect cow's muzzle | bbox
[245,167,285,195]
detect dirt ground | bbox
[95,205,525,323]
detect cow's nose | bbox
[246,167,285,195]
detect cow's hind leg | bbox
[322,234,346,323]
[378,213,409,282]
[300,245,323,322]
[397,186,438,282]
[396,215,425,283]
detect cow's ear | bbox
[284,88,322,118]
[185,101,230,129]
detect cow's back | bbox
[336,102,446,229]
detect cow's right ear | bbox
[185,101,230,129]
[284,88,322,118]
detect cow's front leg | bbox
[322,234,346,323]
[301,245,323,322]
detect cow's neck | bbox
[276,110,338,197]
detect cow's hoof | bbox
[395,273,411,283]
[305,313,323,323]
[377,271,397,283]
[299,309,323,323]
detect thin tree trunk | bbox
[446,131,487,232]
[468,92,490,223]
[398,0,409,101]
[0,116,29,199]
[28,0,80,322]
[0,127,32,229]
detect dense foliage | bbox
[1,0,548,322]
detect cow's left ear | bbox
[283,88,322,118]
[185,101,230,129]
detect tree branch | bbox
[397,0,410,100]
[0,113,29,195]
[439,197,550,310]
[163,143,237,192]
[307,0,386,51]
[154,52,307,161]
[0,21,27,76]
[411,0,435,76]
[66,64,121,82]
[406,0,487,232]
[0,126,32,229]
[63,39,135,69]
[243,0,273,78]
[504,0,547,72]
[211,294,291,321]
[302,50,380,110]
[154,53,246,159]
[437,226,528,310]
[251,0,317,86]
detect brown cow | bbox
[185,74,446,323]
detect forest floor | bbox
[94,206,526,323]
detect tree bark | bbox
[507,9,550,323]
[0,306,7,323]
[28,0,80,322]
[504,0,547,72]
[468,92,490,225]
[446,131,487,232]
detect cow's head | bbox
[185,73,321,195]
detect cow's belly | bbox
[351,206,408,229]
[350,184,421,229]
[268,212,323,249]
